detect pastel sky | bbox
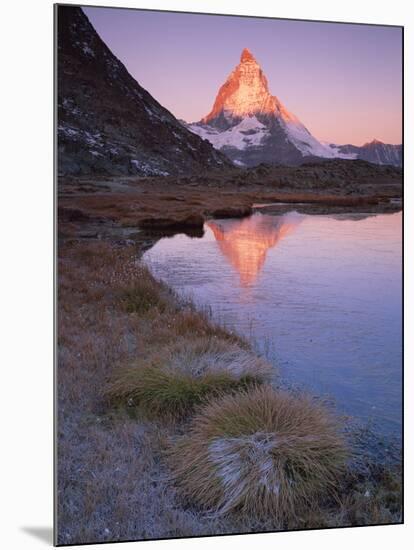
[84,6,402,145]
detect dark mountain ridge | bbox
[57,6,230,176]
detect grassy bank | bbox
[57,239,402,545]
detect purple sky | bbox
[84,6,402,145]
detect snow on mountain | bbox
[188,116,270,151]
[187,49,400,167]
[282,121,356,159]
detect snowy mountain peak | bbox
[200,48,307,132]
[191,49,350,164]
[187,50,401,167]
[201,48,278,125]
[240,48,257,63]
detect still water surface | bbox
[143,211,402,435]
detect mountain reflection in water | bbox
[207,212,302,286]
[143,211,402,434]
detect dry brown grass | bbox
[107,336,271,418]
[118,276,171,314]
[56,240,263,543]
[169,386,347,522]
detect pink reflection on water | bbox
[207,212,303,286]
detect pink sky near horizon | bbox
[85,7,402,146]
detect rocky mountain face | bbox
[188,49,402,168]
[57,6,229,176]
[331,139,402,167]
[201,48,290,128]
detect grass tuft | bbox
[107,337,271,418]
[169,385,347,522]
[119,278,170,314]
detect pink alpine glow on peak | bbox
[190,49,367,163]
[240,47,257,63]
[201,48,298,125]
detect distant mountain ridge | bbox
[188,49,402,168]
[330,140,402,167]
[57,6,229,176]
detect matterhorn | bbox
[187,48,401,167]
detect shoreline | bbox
[57,159,402,243]
[57,183,402,262]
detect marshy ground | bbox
[58,159,402,244]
